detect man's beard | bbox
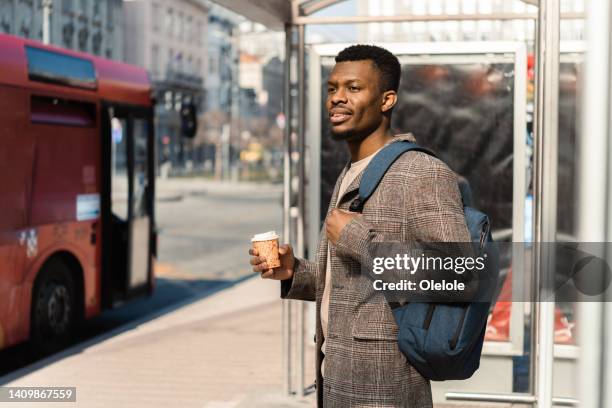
[329,123,377,142]
[330,128,358,141]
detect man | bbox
[249,45,470,407]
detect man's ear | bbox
[381,90,397,113]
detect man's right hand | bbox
[249,244,295,280]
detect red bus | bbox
[0,34,156,354]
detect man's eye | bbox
[349,86,360,92]
[327,87,336,93]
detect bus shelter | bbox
[215,1,611,406]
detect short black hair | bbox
[335,44,401,92]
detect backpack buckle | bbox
[349,199,363,212]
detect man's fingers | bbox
[251,262,268,273]
[249,256,263,266]
[325,221,332,236]
[261,269,274,279]
[249,248,258,256]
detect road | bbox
[155,178,283,280]
[0,179,283,378]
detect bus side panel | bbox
[29,105,99,225]
[0,245,28,349]
[20,227,100,322]
[0,85,34,349]
[28,97,102,321]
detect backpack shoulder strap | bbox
[349,141,436,212]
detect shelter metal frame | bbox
[290,0,584,25]
[577,1,612,407]
[280,1,573,406]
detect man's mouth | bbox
[329,110,352,124]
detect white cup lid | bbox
[251,230,279,242]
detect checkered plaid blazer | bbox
[281,134,471,407]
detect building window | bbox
[62,0,73,14]
[92,31,102,55]
[19,22,29,38]
[195,20,201,45]
[0,0,12,33]
[462,0,477,14]
[164,91,173,110]
[93,1,100,18]
[445,0,460,14]
[165,8,173,38]
[187,56,193,74]
[62,21,74,48]
[152,45,160,77]
[107,1,114,28]
[174,92,182,111]
[209,55,218,76]
[381,0,394,16]
[176,12,183,40]
[78,25,89,51]
[175,52,183,72]
[185,16,192,43]
[152,3,160,32]
[80,0,88,16]
[167,48,174,72]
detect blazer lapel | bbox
[318,164,350,288]
[334,133,419,209]
[336,170,364,209]
[328,165,349,211]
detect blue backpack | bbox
[349,141,499,381]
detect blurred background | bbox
[0,0,610,407]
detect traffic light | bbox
[181,102,197,139]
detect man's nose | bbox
[329,88,347,104]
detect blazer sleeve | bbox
[334,153,478,302]
[280,257,317,302]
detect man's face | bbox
[326,60,385,141]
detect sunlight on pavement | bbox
[155,262,198,280]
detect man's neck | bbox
[347,127,393,162]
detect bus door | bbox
[101,103,155,307]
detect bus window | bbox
[25,46,97,90]
[129,118,151,289]
[30,95,96,127]
[111,117,128,221]
[132,119,149,218]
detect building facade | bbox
[123,0,209,172]
[0,0,123,60]
[206,3,238,116]
[202,1,240,179]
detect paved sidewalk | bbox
[0,276,315,408]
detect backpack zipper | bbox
[423,304,436,329]
[449,307,468,350]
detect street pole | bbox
[221,124,230,180]
[42,0,52,45]
[533,0,560,407]
[282,23,293,397]
[229,26,240,182]
[296,23,306,398]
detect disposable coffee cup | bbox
[251,231,281,269]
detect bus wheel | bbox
[31,258,77,355]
